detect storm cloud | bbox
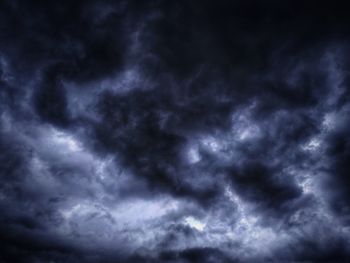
[1,0,350,262]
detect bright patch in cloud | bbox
[184,216,206,231]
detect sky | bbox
[1,1,350,262]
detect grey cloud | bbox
[1,0,350,262]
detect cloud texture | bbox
[1,0,350,262]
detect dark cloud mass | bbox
[1,0,350,262]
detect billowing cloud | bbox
[1,0,350,262]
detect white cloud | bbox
[184,216,206,231]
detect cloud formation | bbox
[1,0,350,262]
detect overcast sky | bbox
[1,1,350,262]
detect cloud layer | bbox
[1,0,350,262]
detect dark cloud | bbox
[1,0,350,262]
[158,247,236,263]
[292,236,350,262]
[226,161,302,213]
[322,110,350,220]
